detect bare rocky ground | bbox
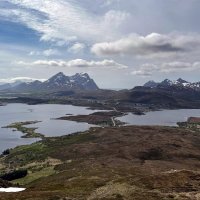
[1,125,200,199]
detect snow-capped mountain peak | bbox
[159,79,173,87]
[4,72,99,92]
[176,78,188,84]
[144,78,200,91]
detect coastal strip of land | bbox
[2,121,44,138]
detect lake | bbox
[1,104,200,154]
[0,103,99,153]
[118,109,200,126]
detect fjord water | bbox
[0,103,97,153]
[118,109,200,126]
[1,104,200,153]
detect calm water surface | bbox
[0,103,99,153]
[1,104,200,153]
[118,109,200,126]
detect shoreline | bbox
[2,121,44,139]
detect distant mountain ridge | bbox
[0,80,26,91]
[0,72,99,92]
[144,78,200,91]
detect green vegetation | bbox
[2,121,44,138]
[12,166,55,185]
[2,132,96,166]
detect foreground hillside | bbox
[1,126,200,199]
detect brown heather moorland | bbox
[1,125,200,199]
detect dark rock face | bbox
[144,81,159,88]
[176,78,188,84]
[159,79,173,87]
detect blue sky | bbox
[1,0,200,88]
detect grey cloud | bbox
[91,33,200,58]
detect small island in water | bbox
[2,121,44,138]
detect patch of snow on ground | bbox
[0,187,26,193]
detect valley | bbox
[1,74,200,199]
[1,1,199,199]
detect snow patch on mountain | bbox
[144,78,200,91]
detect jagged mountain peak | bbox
[143,80,159,88]
[159,79,173,87]
[55,72,65,78]
[162,79,172,83]
[5,72,99,92]
[72,73,89,79]
[143,78,200,91]
[176,78,188,84]
[47,72,66,81]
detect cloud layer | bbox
[1,0,200,87]
[18,59,128,69]
[132,61,200,76]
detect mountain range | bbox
[2,74,200,109]
[144,78,200,91]
[0,72,99,92]
[124,78,200,109]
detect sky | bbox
[0,0,200,89]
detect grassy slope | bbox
[1,126,200,199]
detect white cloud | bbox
[2,0,130,43]
[91,33,200,58]
[68,43,86,54]
[132,61,200,76]
[29,49,60,57]
[43,49,60,57]
[18,59,128,69]
[131,70,152,77]
[102,0,117,7]
[103,10,130,28]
